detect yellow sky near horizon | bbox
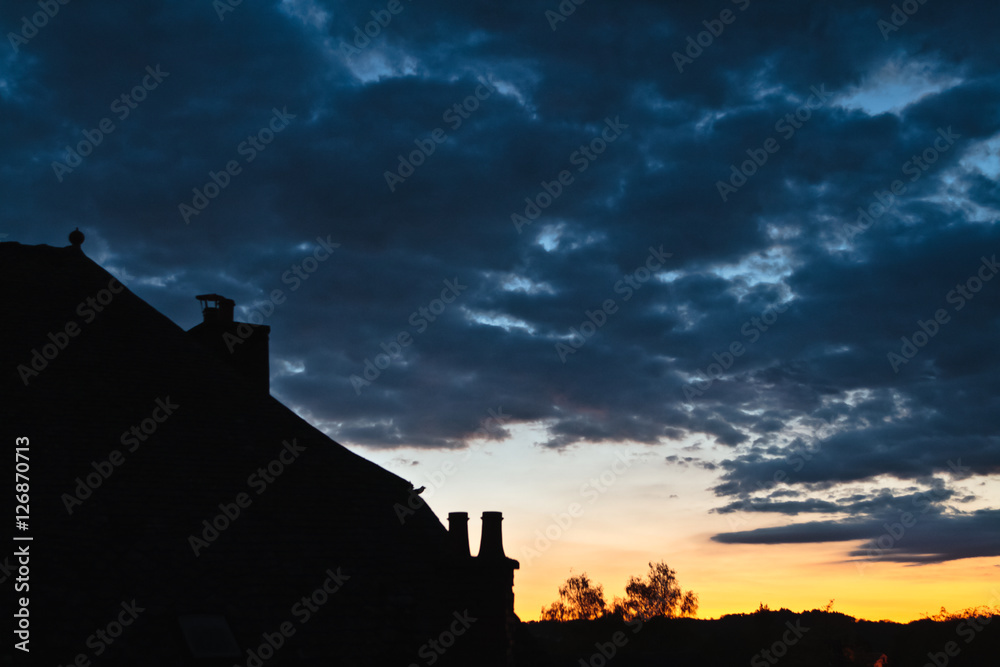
[351,425,1000,624]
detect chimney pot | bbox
[478,511,507,560]
[448,512,471,558]
[189,294,269,394]
[196,293,235,324]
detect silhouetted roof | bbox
[1,241,474,663]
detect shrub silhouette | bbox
[540,573,606,620]
[612,561,698,621]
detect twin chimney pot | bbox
[446,510,519,666]
[448,511,513,562]
[187,294,270,394]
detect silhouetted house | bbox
[1,234,518,665]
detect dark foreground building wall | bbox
[0,238,518,666]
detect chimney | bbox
[188,294,270,394]
[199,294,235,324]
[448,512,471,558]
[477,511,507,560]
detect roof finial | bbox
[69,227,85,248]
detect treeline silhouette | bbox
[516,607,1000,666]
[517,563,1000,667]
[539,561,697,622]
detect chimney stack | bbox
[446,510,518,665]
[477,511,507,560]
[188,294,270,394]
[199,295,235,324]
[448,512,471,558]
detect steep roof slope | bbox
[1,241,464,664]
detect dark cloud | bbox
[713,520,880,545]
[714,508,1000,565]
[850,510,1000,564]
[3,0,999,562]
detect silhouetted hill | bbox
[515,610,999,666]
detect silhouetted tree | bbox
[540,573,606,620]
[613,561,697,620]
[539,600,569,621]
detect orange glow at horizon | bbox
[350,428,1000,626]
[515,546,1000,623]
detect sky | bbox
[3,0,1000,622]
